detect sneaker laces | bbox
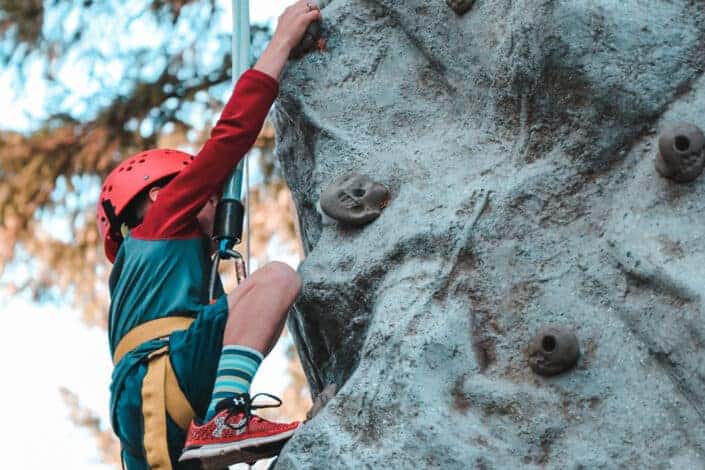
[217,393,283,431]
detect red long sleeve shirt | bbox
[108,69,279,355]
[134,68,279,241]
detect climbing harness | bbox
[113,317,196,470]
[208,0,252,301]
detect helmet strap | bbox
[101,199,124,243]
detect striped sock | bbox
[205,345,263,420]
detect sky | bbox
[0,1,299,469]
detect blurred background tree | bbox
[0,1,309,466]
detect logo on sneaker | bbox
[233,396,247,406]
[212,414,247,438]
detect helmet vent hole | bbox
[126,166,133,171]
[182,161,188,165]
[190,156,195,160]
[101,217,106,222]
[139,159,146,163]
[119,167,124,172]
[108,185,113,192]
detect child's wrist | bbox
[253,38,291,81]
[268,35,294,56]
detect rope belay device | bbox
[208,173,247,300]
[208,0,251,302]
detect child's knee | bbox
[262,261,302,298]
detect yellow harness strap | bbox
[114,317,196,470]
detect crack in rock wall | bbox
[272,0,705,467]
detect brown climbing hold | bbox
[654,122,705,183]
[306,383,337,420]
[290,21,322,59]
[527,327,580,376]
[446,0,475,15]
[320,173,390,226]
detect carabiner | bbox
[208,248,247,303]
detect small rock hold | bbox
[528,326,580,376]
[320,173,390,226]
[446,0,475,15]
[654,122,705,183]
[306,383,337,420]
[290,21,323,59]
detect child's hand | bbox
[272,1,322,52]
[253,1,322,80]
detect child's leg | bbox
[205,261,302,418]
[178,261,303,465]
[224,261,302,354]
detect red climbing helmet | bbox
[97,148,194,262]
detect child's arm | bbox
[137,70,279,239]
[136,1,322,240]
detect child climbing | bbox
[97,2,322,468]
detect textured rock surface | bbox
[273,0,705,467]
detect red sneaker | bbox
[179,393,300,466]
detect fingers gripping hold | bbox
[275,0,323,51]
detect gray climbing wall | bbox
[272,0,705,467]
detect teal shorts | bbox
[115,296,229,469]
